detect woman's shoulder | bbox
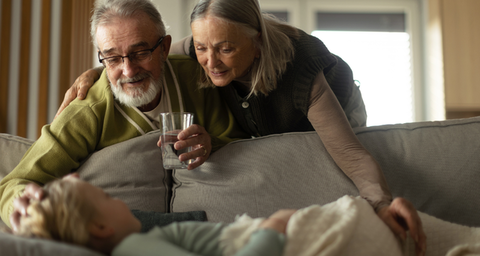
[291,29,334,61]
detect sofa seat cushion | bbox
[171,116,480,226]
[0,231,103,256]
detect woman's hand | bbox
[377,197,426,256]
[260,209,297,234]
[10,183,45,233]
[54,68,101,119]
[157,124,212,170]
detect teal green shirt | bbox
[113,222,285,256]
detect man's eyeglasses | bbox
[98,36,166,69]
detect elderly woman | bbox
[59,0,426,254]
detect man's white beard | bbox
[110,72,163,108]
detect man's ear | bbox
[162,35,172,59]
[88,221,115,239]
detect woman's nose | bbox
[206,51,219,69]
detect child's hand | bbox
[10,183,45,232]
[259,209,297,234]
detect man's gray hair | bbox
[90,0,166,48]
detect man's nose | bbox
[121,57,138,77]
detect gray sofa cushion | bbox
[171,116,480,226]
[77,130,170,213]
[0,231,103,256]
[0,131,169,256]
[0,134,34,230]
[170,131,359,223]
[356,116,480,226]
[0,133,33,180]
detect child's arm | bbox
[232,209,296,256]
[233,229,285,256]
[112,232,203,256]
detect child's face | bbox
[63,174,141,238]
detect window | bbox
[261,0,424,126]
[312,12,414,126]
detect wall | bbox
[0,0,95,140]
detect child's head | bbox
[16,174,141,254]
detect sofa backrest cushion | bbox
[77,130,170,213]
[0,134,33,181]
[0,130,168,256]
[170,131,360,223]
[0,134,33,230]
[171,116,480,226]
[355,117,480,226]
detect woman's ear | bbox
[88,220,115,239]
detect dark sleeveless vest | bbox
[190,29,355,137]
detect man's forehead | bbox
[95,15,158,52]
[96,28,155,54]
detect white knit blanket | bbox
[220,196,480,256]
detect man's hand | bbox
[10,183,45,233]
[157,124,211,170]
[54,68,100,119]
[377,197,426,256]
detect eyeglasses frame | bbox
[97,35,166,67]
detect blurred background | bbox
[1,0,479,140]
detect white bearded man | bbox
[0,0,247,231]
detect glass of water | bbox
[159,112,194,169]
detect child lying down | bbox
[14,174,480,256]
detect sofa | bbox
[1,116,480,255]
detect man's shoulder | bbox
[71,69,112,108]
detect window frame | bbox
[260,0,425,122]
[304,0,424,122]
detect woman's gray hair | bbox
[191,0,300,96]
[91,0,166,48]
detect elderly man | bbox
[0,0,247,229]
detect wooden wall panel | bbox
[58,0,95,111]
[0,0,12,133]
[58,0,73,108]
[443,0,480,111]
[37,0,51,136]
[17,0,32,138]
[1,0,95,139]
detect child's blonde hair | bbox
[16,178,95,246]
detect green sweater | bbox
[113,222,285,256]
[0,55,248,225]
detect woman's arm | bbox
[307,71,426,255]
[308,71,392,210]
